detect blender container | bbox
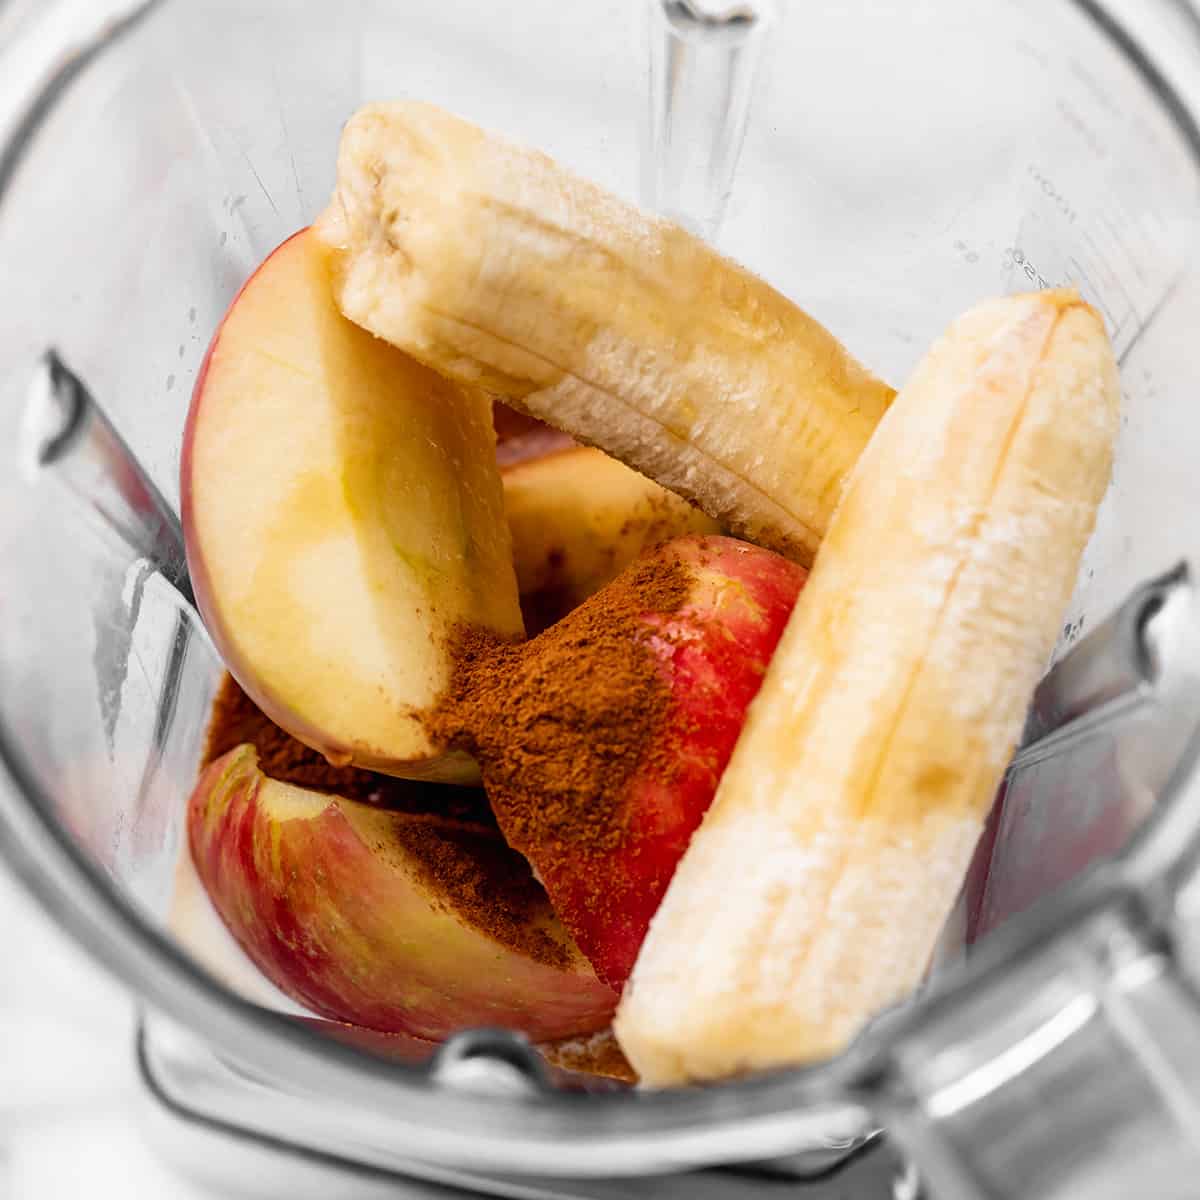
[4,1,1200,1196]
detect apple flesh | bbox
[188,744,616,1041]
[503,446,721,633]
[481,535,805,989]
[182,228,522,781]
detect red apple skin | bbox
[182,227,520,782]
[494,535,806,990]
[189,745,616,1041]
[493,403,575,467]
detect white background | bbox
[4,1,1200,1196]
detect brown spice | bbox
[430,551,689,865]
[204,674,387,802]
[201,675,564,966]
[388,819,572,971]
[540,1028,637,1085]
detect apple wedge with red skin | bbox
[503,445,721,634]
[182,228,522,782]
[482,535,806,990]
[188,744,616,1041]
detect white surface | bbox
[3,0,1200,1195]
[0,870,224,1199]
[0,863,469,1198]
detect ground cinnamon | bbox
[387,818,571,971]
[540,1028,637,1085]
[201,675,566,968]
[204,675,400,803]
[429,550,689,874]
[199,547,691,1030]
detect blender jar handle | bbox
[881,890,1200,1200]
[868,566,1200,1199]
[21,349,193,608]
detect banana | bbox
[613,290,1119,1085]
[314,102,894,565]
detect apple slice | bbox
[182,228,522,781]
[460,535,805,990]
[503,447,721,633]
[188,744,617,1041]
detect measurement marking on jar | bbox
[1055,96,1107,163]
[1080,227,1142,327]
[1065,255,1123,342]
[1098,208,1149,290]
[1002,246,1131,352]
[1002,247,1053,291]
[1027,164,1077,225]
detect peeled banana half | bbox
[315,101,894,565]
[614,290,1120,1086]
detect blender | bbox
[3,1,1200,1195]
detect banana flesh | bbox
[613,290,1120,1085]
[315,101,894,565]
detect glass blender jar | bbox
[4,1,1200,1196]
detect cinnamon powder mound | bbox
[430,552,689,861]
[200,676,567,968]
